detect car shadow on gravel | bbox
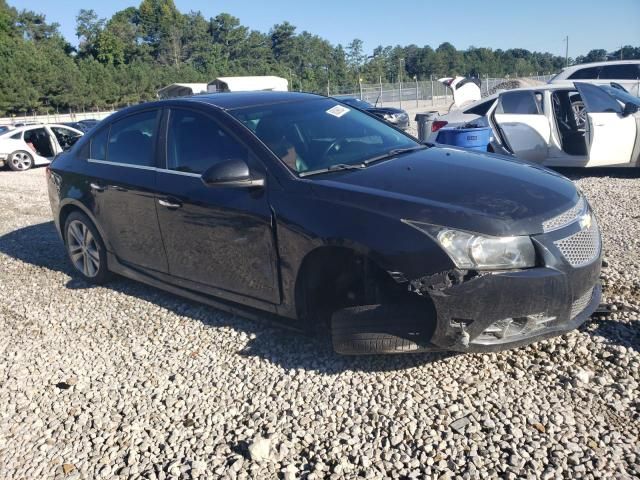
[584,318,640,353]
[0,221,456,372]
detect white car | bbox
[430,82,640,168]
[0,124,83,171]
[549,60,640,97]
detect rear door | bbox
[574,82,636,166]
[87,109,168,272]
[154,106,279,303]
[493,90,551,163]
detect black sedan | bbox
[47,92,601,354]
[333,96,410,130]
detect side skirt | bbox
[106,252,303,333]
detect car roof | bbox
[556,59,640,75]
[184,91,324,110]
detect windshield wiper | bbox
[363,145,428,166]
[299,163,366,178]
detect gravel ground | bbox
[0,167,638,480]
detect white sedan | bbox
[429,82,640,167]
[0,124,84,172]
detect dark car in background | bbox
[333,96,410,130]
[47,92,601,355]
[63,119,100,133]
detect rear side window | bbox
[10,131,21,140]
[167,108,248,174]
[107,110,158,167]
[496,91,541,115]
[90,127,109,160]
[598,64,639,80]
[568,66,601,80]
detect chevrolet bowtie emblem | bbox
[578,213,592,230]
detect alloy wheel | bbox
[10,152,33,171]
[67,220,100,278]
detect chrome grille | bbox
[543,196,586,232]
[554,220,601,267]
[570,287,594,319]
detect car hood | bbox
[309,146,580,236]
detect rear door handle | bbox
[90,182,105,192]
[158,198,182,209]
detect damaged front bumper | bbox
[411,219,602,352]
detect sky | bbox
[9,0,640,57]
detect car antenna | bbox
[375,93,381,107]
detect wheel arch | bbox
[58,200,111,251]
[293,244,419,330]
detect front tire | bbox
[64,211,110,284]
[8,150,34,171]
[331,303,435,355]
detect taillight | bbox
[432,120,448,132]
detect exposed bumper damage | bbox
[399,223,603,353]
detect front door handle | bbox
[90,182,105,192]
[158,198,182,209]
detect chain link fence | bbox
[329,74,556,106]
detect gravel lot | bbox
[0,167,638,480]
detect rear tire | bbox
[63,211,111,285]
[8,150,34,171]
[331,303,435,355]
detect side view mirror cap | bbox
[201,158,265,188]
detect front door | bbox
[155,107,279,303]
[49,126,83,154]
[493,90,551,163]
[575,82,637,166]
[87,109,168,272]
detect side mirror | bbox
[201,158,265,188]
[623,102,639,117]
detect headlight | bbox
[403,220,536,270]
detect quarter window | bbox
[598,64,639,80]
[107,110,158,167]
[167,109,248,174]
[90,127,109,160]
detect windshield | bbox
[600,85,640,107]
[231,98,418,175]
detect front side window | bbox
[51,127,82,151]
[107,110,158,167]
[598,64,640,80]
[577,83,622,114]
[231,98,418,174]
[167,109,248,174]
[496,91,541,115]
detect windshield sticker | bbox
[326,105,350,118]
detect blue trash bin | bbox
[436,125,493,151]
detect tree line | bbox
[0,0,638,116]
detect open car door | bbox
[574,82,636,167]
[492,90,550,163]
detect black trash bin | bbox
[414,111,439,142]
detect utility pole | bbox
[399,57,404,109]
[564,36,569,67]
